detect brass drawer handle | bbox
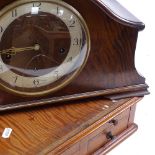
[106,132,115,140]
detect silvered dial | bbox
[0,0,90,96]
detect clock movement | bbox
[0,0,149,111]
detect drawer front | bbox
[87,108,130,154]
[53,107,131,155]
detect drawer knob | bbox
[109,119,118,126]
[106,132,115,140]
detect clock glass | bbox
[0,0,90,96]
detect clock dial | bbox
[0,0,90,96]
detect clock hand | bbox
[0,44,40,55]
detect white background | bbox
[109,0,154,155]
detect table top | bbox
[0,97,140,155]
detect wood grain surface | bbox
[92,0,145,30]
[0,97,142,155]
[93,124,138,155]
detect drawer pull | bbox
[109,119,118,126]
[106,132,115,140]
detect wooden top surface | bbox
[0,97,140,155]
[92,0,145,30]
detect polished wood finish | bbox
[0,0,149,111]
[92,0,145,30]
[0,97,141,154]
[93,124,138,155]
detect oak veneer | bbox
[0,97,141,155]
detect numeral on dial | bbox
[57,6,59,14]
[0,26,3,33]
[69,19,76,27]
[33,79,40,86]
[73,38,81,45]
[33,67,38,72]
[56,6,64,16]
[0,65,3,72]
[33,2,41,8]
[54,71,59,80]
[13,76,18,84]
[67,57,73,62]
[12,9,17,17]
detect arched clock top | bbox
[91,0,145,30]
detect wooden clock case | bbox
[0,0,149,111]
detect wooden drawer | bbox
[61,108,130,155]
[87,108,130,154]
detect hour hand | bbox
[0,44,40,55]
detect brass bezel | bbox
[0,0,91,97]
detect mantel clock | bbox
[0,0,149,111]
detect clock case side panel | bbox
[0,0,149,111]
[55,0,149,98]
[88,0,149,99]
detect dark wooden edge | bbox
[93,123,138,155]
[128,105,136,127]
[105,90,150,100]
[91,0,145,30]
[0,84,149,112]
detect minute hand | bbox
[0,44,40,55]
